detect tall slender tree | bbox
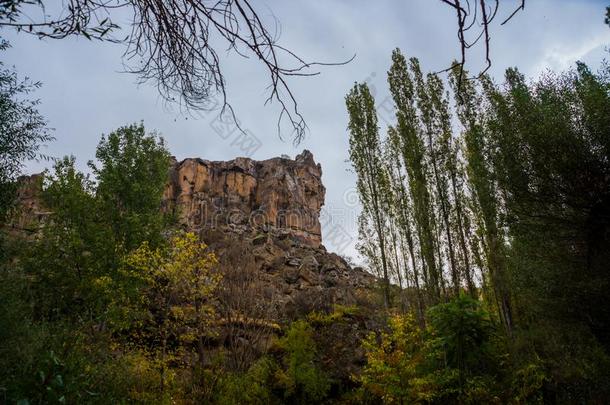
[388,49,441,302]
[450,67,513,333]
[412,62,460,295]
[346,83,392,307]
[387,127,426,321]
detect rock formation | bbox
[163,150,325,247]
[8,151,374,320]
[5,173,49,235]
[160,150,374,320]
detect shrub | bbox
[276,320,331,403]
[215,357,280,405]
[306,304,359,326]
[358,313,434,403]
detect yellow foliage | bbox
[120,232,222,395]
[306,304,359,326]
[358,313,434,403]
[121,232,221,323]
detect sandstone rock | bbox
[10,150,377,324]
[251,233,268,245]
[323,272,339,288]
[163,150,325,247]
[300,255,319,271]
[298,272,314,285]
[284,268,300,284]
[6,173,49,234]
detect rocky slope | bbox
[162,150,375,319]
[10,151,375,318]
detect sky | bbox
[3,0,609,261]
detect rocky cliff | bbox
[8,151,377,381]
[163,150,325,247]
[160,150,374,320]
[7,173,48,235]
[9,151,374,316]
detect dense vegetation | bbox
[0,39,52,223]
[1,30,609,403]
[346,50,610,402]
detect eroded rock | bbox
[163,150,325,247]
[9,150,375,321]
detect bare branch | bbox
[501,0,525,25]
[0,0,352,143]
[438,0,526,90]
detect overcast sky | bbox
[3,0,609,260]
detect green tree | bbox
[384,131,426,320]
[381,136,409,307]
[22,156,116,322]
[0,39,52,222]
[483,63,610,351]
[450,67,513,333]
[427,295,496,384]
[424,295,501,403]
[1,157,140,403]
[276,320,331,404]
[346,83,392,307]
[89,123,171,253]
[388,49,441,302]
[412,62,460,295]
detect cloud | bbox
[2,0,608,262]
[533,33,609,73]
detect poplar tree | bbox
[356,215,383,282]
[427,71,476,296]
[388,49,441,302]
[448,142,477,297]
[412,62,460,295]
[387,127,426,321]
[346,83,392,307]
[382,137,412,311]
[450,67,513,333]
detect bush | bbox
[215,357,280,405]
[426,294,497,377]
[306,304,359,326]
[276,320,331,404]
[358,296,505,403]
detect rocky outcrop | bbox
[206,225,373,317]
[163,151,375,320]
[9,151,374,316]
[5,173,49,235]
[163,150,325,247]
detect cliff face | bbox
[157,151,375,325]
[8,151,376,378]
[163,150,325,247]
[9,151,374,317]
